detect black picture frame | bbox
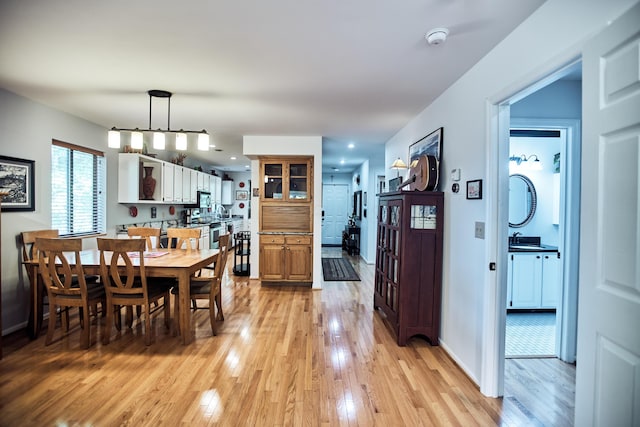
[409,127,443,165]
[0,155,35,211]
[353,190,362,220]
[466,179,482,200]
[409,127,443,191]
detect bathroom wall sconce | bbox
[509,154,543,171]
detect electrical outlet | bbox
[475,221,485,239]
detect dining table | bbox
[25,247,219,345]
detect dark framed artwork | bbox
[409,127,443,165]
[0,155,35,211]
[409,127,443,191]
[466,179,482,200]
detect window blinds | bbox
[51,140,106,236]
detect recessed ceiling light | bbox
[209,144,216,148]
[230,156,237,160]
[348,143,354,149]
[340,159,345,164]
[245,165,250,168]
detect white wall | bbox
[0,89,110,332]
[243,135,323,288]
[384,0,636,389]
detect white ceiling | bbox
[0,0,545,173]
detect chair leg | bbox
[143,303,152,346]
[173,294,180,337]
[45,302,57,346]
[208,296,218,336]
[61,307,70,331]
[125,306,133,328]
[80,304,91,349]
[103,301,113,345]
[215,293,224,321]
[164,293,171,330]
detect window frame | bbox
[51,139,106,237]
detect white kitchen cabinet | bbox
[118,153,164,203]
[173,165,184,202]
[212,176,222,204]
[197,172,206,191]
[507,251,560,309]
[221,180,233,205]
[162,162,175,202]
[186,169,198,204]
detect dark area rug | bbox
[322,258,360,281]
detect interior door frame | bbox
[482,58,582,397]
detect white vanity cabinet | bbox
[507,251,559,309]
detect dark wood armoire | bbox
[374,191,444,346]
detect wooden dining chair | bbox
[127,226,161,250]
[172,233,230,336]
[35,237,106,349]
[97,238,171,346]
[166,227,200,251]
[21,230,61,330]
[126,226,164,322]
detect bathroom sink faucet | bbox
[512,232,522,238]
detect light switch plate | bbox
[475,221,485,239]
[451,168,461,181]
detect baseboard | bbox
[439,338,480,387]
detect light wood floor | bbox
[0,248,575,426]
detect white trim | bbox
[439,338,480,385]
[483,57,583,396]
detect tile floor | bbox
[505,312,556,358]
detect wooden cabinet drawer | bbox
[285,235,311,245]
[261,235,285,244]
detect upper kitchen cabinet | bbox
[118,153,165,204]
[260,157,312,202]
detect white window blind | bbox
[51,140,106,237]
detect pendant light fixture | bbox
[108,90,210,151]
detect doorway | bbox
[506,128,565,358]
[499,62,582,398]
[492,60,582,395]
[321,184,349,246]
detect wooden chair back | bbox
[167,227,200,251]
[21,229,59,284]
[36,237,86,298]
[97,238,147,297]
[213,234,231,285]
[127,227,161,250]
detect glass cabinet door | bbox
[263,162,283,199]
[288,162,308,200]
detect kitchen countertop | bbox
[258,231,313,235]
[508,244,558,252]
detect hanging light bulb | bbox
[175,132,188,150]
[108,129,121,149]
[131,131,144,150]
[153,131,166,150]
[197,133,210,151]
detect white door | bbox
[321,184,349,245]
[576,3,640,426]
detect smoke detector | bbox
[425,28,449,45]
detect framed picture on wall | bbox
[236,190,249,201]
[0,155,35,211]
[409,127,443,165]
[466,179,482,200]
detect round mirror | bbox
[509,174,537,228]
